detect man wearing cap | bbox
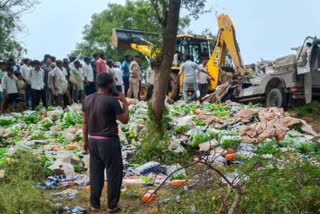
[83,56,96,96]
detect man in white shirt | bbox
[197,58,211,98]
[20,58,32,109]
[179,55,201,103]
[1,67,19,113]
[49,60,71,107]
[128,56,141,99]
[83,56,96,95]
[28,60,47,110]
[41,58,54,106]
[70,60,84,103]
[0,62,6,109]
[146,66,154,101]
[113,62,123,93]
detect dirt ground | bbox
[60,186,167,214]
[301,116,320,133]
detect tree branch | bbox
[151,0,164,25]
[218,185,232,214]
[227,185,242,214]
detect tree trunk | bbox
[151,0,181,123]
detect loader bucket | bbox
[110,28,151,49]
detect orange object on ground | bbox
[169,179,193,187]
[67,144,76,150]
[84,184,107,192]
[84,185,91,192]
[52,147,63,152]
[276,135,284,141]
[194,109,202,115]
[142,190,156,203]
[225,153,235,161]
[57,181,76,187]
[227,148,234,154]
[127,176,139,179]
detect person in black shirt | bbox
[82,72,129,213]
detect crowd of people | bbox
[0,51,212,113]
[0,53,146,114]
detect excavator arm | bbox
[111,28,156,57]
[207,14,245,90]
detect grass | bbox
[289,101,320,132]
[61,186,162,214]
[289,100,320,118]
[0,152,54,214]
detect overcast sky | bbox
[18,0,320,63]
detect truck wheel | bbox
[139,83,148,101]
[168,73,180,101]
[266,88,288,108]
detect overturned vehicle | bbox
[233,37,320,108]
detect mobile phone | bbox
[111,87,119,97]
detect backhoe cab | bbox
[111,29,213,100]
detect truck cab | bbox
[235,37,320,108]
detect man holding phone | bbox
[82,72,129,213]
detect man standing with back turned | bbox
[179,55,201,103]
[82,73,129,213]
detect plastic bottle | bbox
[137,161,161,175]
[169,179,192,187]
[67,144,76,150]
[184,183,197,191]
[57,181,76,187]
[142,190,156,203]
[225,153,235,161]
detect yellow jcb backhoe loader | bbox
[110,14,245,100]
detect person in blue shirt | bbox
[121,55,131,96]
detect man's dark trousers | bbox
[24,84,32,109]
[31,89,47,110]
[123,76,129,96]
[89,137,123,209]
[85,82,96,96]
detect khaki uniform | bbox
[128,61,141,99]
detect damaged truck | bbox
[235,37,320,108]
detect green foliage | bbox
[189,131,210,147]
[174,125,189,134]
[0,152,53,213]
[192,117,205,126]
[30,132,45,140]
[72,0,191,60]
[0,0,38,59]
[0,148,6,164]
[257,138,278,154]
[0,117,15,127]
[289,101,320,118]
[296,142,319,154]
[130,103,193,165]
[220,135,241,149]
[201,103,231,117]
[63,111,82,127]
[22,113,38,124]
[241,154,320,213]
[172,103,197,115]
[160,152,320,214]
[39,118,53,131]
[172,173,187,180]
